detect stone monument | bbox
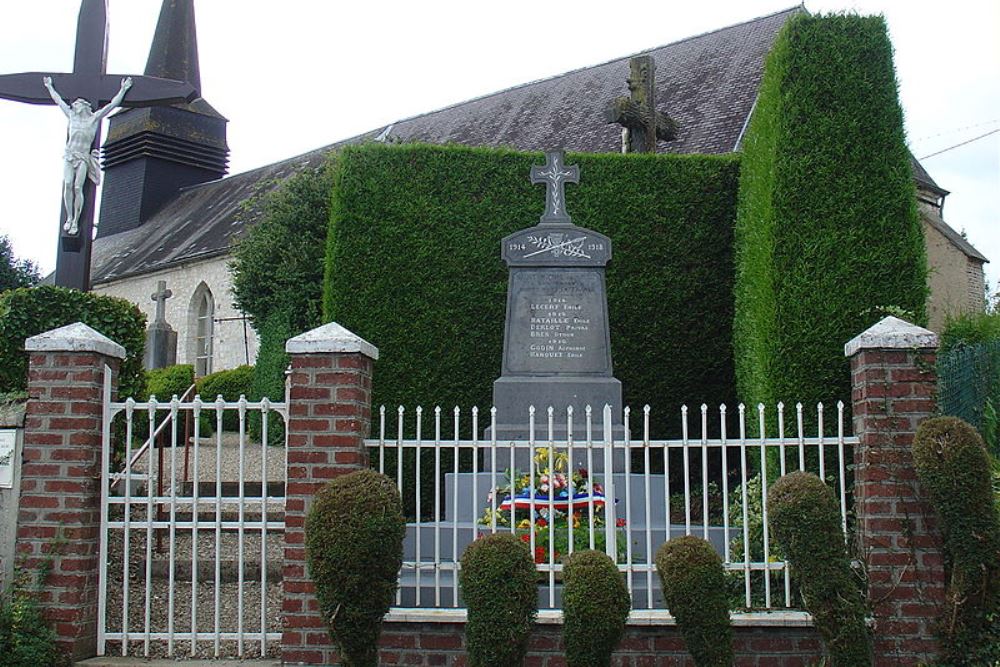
[604,54,677,153]
[489,150,623,440]
[143,280,177,369]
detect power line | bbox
[919,128,1000,160]
[911,118,1000,145]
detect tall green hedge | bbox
[324,143,739,436]
[0,286,146,399]
[733,14,928,413]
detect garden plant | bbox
[562,549,630,667]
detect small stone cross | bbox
[530,149,579,225]
[151,280,172,323]
[604,54,677,153]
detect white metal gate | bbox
[98,368,287,658]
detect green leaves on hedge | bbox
[734,14,928,414]
[459,533,538,667]
[0,285,146,399]
[305,470,405,667]
[562,550,630,667]
[912,417,1000,662]
[324,144,739,436]
[655,536,733,665]
[768,472,871,665]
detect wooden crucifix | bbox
[604,54,677,153]
[0,0,198,291]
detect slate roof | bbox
[92,7,803,285]
[922,206,989,263]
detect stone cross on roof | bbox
[604,54,678,153]
[530,149,579,225]
[0,0,198,291]
[151,280,172,323]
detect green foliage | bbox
[940,311,1000,354]
[459,533,538,667]
[325,143,739,436]
[143,364,194,400]
[912,417,1000,663]
[562,549,630,667]
[655,536,733,666]
[0,591,61,667]
[0,285,146,399]
[249,309,292,445]
[0,236,39,293]
[305,469,405,667]
[230,157,335,333]
[734,14,928,415]
[196,365,255,431]
[768,472,871,665]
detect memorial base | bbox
[486,375,624,441]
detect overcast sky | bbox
[0,1,997,291]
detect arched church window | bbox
[191,284,215,376]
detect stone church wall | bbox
[93,256,258,381]
[921,212,986,332]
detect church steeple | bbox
[145,0,201,92]
[97,0,229,239]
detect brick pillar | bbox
[282,322,378,665]
[17,322,125,660]
[845,316,946,665]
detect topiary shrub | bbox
[655,536,732,666]
[196,365,255,431]
[912,417,1000,663]
[459,532,538,666]
[768,471,871,665]
[305,469,405,667]
[562,549,630,667]
[0,285,146,399]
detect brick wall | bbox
[16,324,124,660]
[282,323,376,665]
[847,318,945,665]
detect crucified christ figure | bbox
[43,75,131,235]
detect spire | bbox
[145,0,200,91]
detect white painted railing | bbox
[368,401,856,619]
[99,382,287,659]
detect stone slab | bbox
[24,321,126,359]
[844,315,938,356]
[285,321,378,359]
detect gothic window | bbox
[191,283,215,376]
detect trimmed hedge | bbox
[305,470,405,667]
[655,536,733,665]
[562,550,631,667]
[768,471,871,665]
[459,533,537,666]
[0,285,146,399]
[196,365,255,431]
[324,143,739,436]
[733,14,928,414]
[143,364,194,400]
[912,417,1000,662]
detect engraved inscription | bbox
[505,269,609,375]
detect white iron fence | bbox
[368,401,856,620]
[99,372,287,658]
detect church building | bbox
[89,1,988,374]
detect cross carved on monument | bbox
[530,149,579,225]
[0,0,198,291]
[604,54,678,153]
[151,280,172,323]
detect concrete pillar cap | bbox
[844,316,938,357]
[24,321,126,359]
[285,321,379,360]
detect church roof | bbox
[91,6,801,285]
